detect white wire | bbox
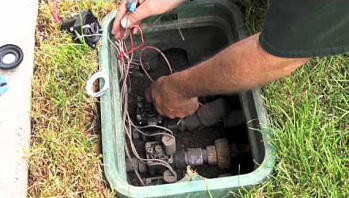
[110,29,178,181]
[125,143,146,186]
[73,32,103,41]
[133,127,174,139]
[133,124,174,135]
[125,112,177,177]
[85,72,109,98]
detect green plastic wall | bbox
[99,1,275,197]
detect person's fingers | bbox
[176,112,186,119]
[112,0,128,39]
[132,22,141,34]
[162,98,198,119]
[167,114,176,119]
[116,28,126,40]
[121,2,152,29]
[187,98,199,115]
[156,107,165,118]
[122,29,130,39]
[154,96,165,116]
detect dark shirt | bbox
[259,1,349,58]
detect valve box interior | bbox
[122,23,256,186]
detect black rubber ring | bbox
[0,44,24,69]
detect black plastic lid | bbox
[0,44,24,69]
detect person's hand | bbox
[112,0,185,40]
[145,76,199,119]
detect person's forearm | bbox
[168,33,309,98]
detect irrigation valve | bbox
[173,138,231,169]
[128,95,248,185]
[126,135,232,185]
[60,10,101,49]
[135,97,231,133]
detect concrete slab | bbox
[0,0,38,198]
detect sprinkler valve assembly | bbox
[60,10,101,49]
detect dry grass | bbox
[29,1,118,197]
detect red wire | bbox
[127,25,145,54]
[50,1,61,23]
[138,46,174,83]
[113,25,174,84]
[115,25,145,59]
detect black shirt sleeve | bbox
[259,1,349,58]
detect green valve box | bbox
[98,0,275,197]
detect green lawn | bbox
[29,1,348,197]
[29,1,116,197]
[241,1,349,197]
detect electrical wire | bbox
[64,8,177,186]
[139,46,174,82]
[109,25,178,184]
[133,124,174,136]
[125,143,146,186]
[124,111,177,178]
[50,0,61,23]
[74,33,103,41]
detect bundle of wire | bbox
[50,1,176,184]
[109,25,176,186]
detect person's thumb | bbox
[121,8,149,29]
